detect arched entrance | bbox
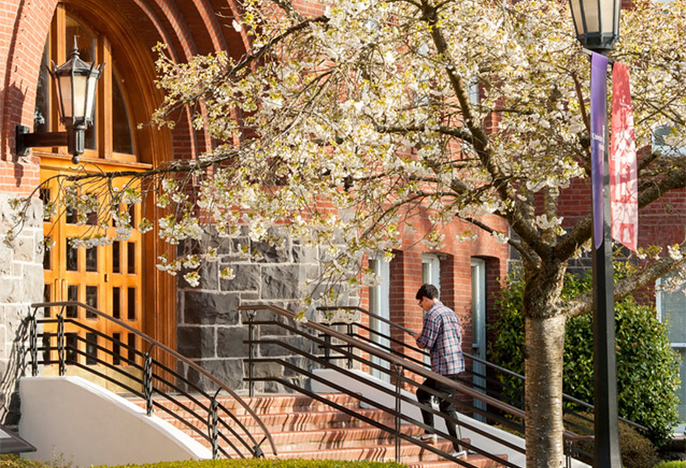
[36,2,175,388]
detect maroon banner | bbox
[610,62,638,252]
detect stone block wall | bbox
[0,195,43,426]
[176,231,360,394]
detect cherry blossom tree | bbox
[7,0,686,465]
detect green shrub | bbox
[654,462,686,468]
[489,270,681,446]
[565,413,660,468]
[1,457,406,468]
[0,454,72,468]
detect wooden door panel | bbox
[41,166,144,389]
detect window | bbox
[422,254,441,290]
[33,7,136,162]
[657,272,686,431]
[653,123,686,157]
[422,254,441,366]
[368,256,391,382]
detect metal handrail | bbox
[28,301,277,459]
[319,305,647,433]
[240,303,594,467]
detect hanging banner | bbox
[610,62,638,252]
[590,52,609,250]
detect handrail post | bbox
[57,312,66,376]
[347,323,354,369]
[144,344,155,416]
[393,363,404,463]
[210,389,220,459]
[29,310,38,377]
[247,309,257,398]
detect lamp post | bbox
[568,0,623,466]
[16,39,104,164]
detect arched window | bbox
[34,6,136,162]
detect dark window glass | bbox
[43,237,51,270]
[112,287,120,319]
[128,333,136,363]
[86,286,97,318]
[127,288,136,321]
[127,242,136,274]
[66,333,78,364]
[42,333,53,364]
[40,188,51,221]
[113,333,121,365]
[87,211,98,226]
[66,207,78,224]
[66,285,78,318]
[128,203,136,227]
[86,246,97,272]
[86,333,97,365]
[66,239,78,271]
[43,284,51,318]
[112,72,134,154]
[112,241,120,273]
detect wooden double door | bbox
[41,163,144,389]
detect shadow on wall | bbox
[0,311,33,428]
[3,0,32,166]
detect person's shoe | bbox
[450,450,467,459]
[419,433,437,444]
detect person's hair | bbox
[416,284,439,301]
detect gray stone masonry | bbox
[0,194,43,426]
[178,231,361,394]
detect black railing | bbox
[27,301,277,459]
[241,303,596,468]
[317,305,647,464]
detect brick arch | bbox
[4,0,253,167]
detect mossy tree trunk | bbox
[522,263,568,468]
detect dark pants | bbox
[416,375,462,451]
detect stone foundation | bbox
[0,194,43,426]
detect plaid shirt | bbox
[416,301,464,376]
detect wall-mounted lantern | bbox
[16,39,104,164]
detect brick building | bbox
[0,0,511,429]
[1,0,684,441]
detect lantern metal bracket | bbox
[16,125,67,156]
[15,124,84,164]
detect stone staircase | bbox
[132,393,507,467]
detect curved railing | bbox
[28,301,277,459]
[240,303,596,468]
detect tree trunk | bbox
[524,312,567,468]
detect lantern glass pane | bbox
[600,0,616,34]
[58,75,73,118]
[71,74,89,119]
[84,75,98,120]
[569,0,582,36]
[584,0,600,33]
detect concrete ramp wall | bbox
[19,376,211,466]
